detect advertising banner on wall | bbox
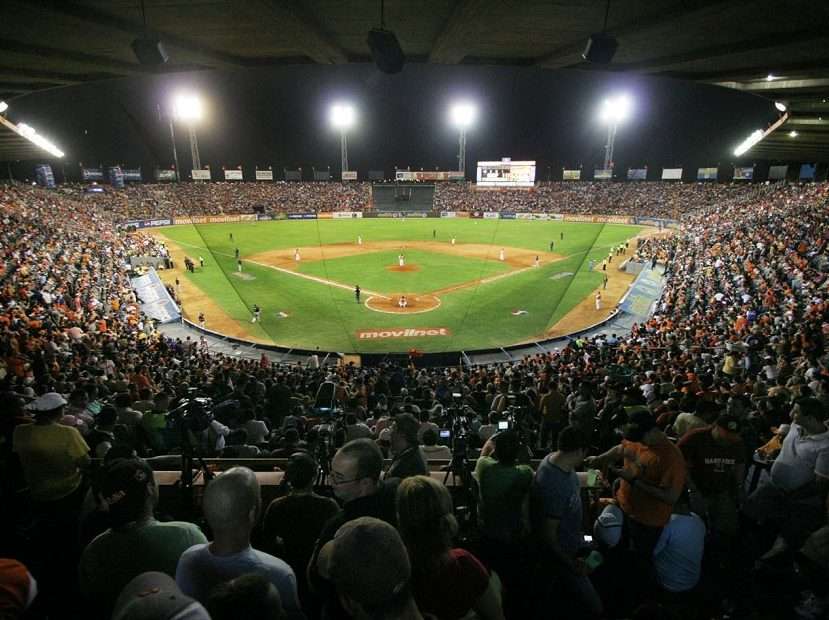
[661,168,683,180]
[191,169,211,181]
[34,164,55,188]
[122,168,143,182]
[123,218,172,229]
[562,169,581,180]
[627,168,647,180]
[394,170,463,182]
[107,166,125,189]
[341,171,358,181]
[255,169,273,181]
[768,165,788,180]
[287,213,317,219]
[483,212,500,219]
[155,169,176,182]
[224,168,243,181]
[697,167,718,181]
[333,211,363,219]
[81,167,104,181]
[733,166,754,180]
[440,211,457,218]
[594,169,612,181]
[799,163,816,180]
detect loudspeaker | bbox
[366,28,405,74]
[131,37,169,65]
[582,32,618,64]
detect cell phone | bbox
[439,429,451,439]
[583,534,593,543]
[498,420,509,430]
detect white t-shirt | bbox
[176,544,300,611]
[653,512,706,593]
[770,425,829,491]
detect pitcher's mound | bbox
[365,294,440,314]
[387,264,419,272]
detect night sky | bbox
[6,63,778,181]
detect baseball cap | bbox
[0,559,37,614]
[25,392,67,412]
[317,517,410,609]
[593,504,624,548]
[99,459,155,527]
[622,409,657,442]
[112,572,209,620]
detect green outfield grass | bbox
[160,219,641,353]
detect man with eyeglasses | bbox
[308,438,400,618]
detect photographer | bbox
[386,413,428,480]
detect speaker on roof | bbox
[366,28,405,74]
[582,32,618,64]
[131,37,168,65]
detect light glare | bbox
[330,103,356,130]
[599,95,632,124]
[733,129,764,156]
[789,130,798,138]
[0,101,7,113]
[172,93,203,122]
[15,122,64,157]
[450,102,476,129]
[774,101,787,112]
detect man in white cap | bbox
[13,392,90,507]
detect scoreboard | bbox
[476,158,536,187]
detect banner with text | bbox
[224,169,243,181]
[124,218,172,229]
[799,163,816,180]
[333,211,363,219]
[155,169,176,182]
[81,167,104,182]
[483,212,500,219]
[286,213,317,220]
[562,169,581,180]
[768,165,788,180]
[661,168,683,180]
[342,171,358,181]
[733,166,754,180]
[123,168,143,182]
[255,169,273,181]
[395,170,464,182]
[627,168,647,181]
[191,169,211,181]
[594,169,612,181]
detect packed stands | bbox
[0,180,827,619]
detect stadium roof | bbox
[1,0,827,161]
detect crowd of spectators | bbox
[0,179,827,619]
[38,179,793,223]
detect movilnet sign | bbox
[357,327,451,340]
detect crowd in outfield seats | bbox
[0,180,827,620]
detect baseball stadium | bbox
[1,2,828,620]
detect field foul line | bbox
[169,239,391,300]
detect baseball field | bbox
[153,218,646,353]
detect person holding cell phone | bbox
[530,426,603,617]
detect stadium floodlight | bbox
[171,92,204,172]
[789,130,798,138]
[766,73,775,82]
[15,122,64,157]
[450,102,476,130]
[733,129,764,156]
[774,101,787,112]
[330,103,356,131]
[598,94,632,170]
[172,93,203,123]
[450,101,476,176]
[0,101,7,113]
[329,103,356,174]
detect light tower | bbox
[450,102,476,176]
[599,94,632,171]
[330,103,356,174]
[172,93,204,173]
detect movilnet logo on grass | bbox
[357,327,451,340]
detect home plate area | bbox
[364,293,441,314]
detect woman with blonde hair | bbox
[396,475,504,620]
